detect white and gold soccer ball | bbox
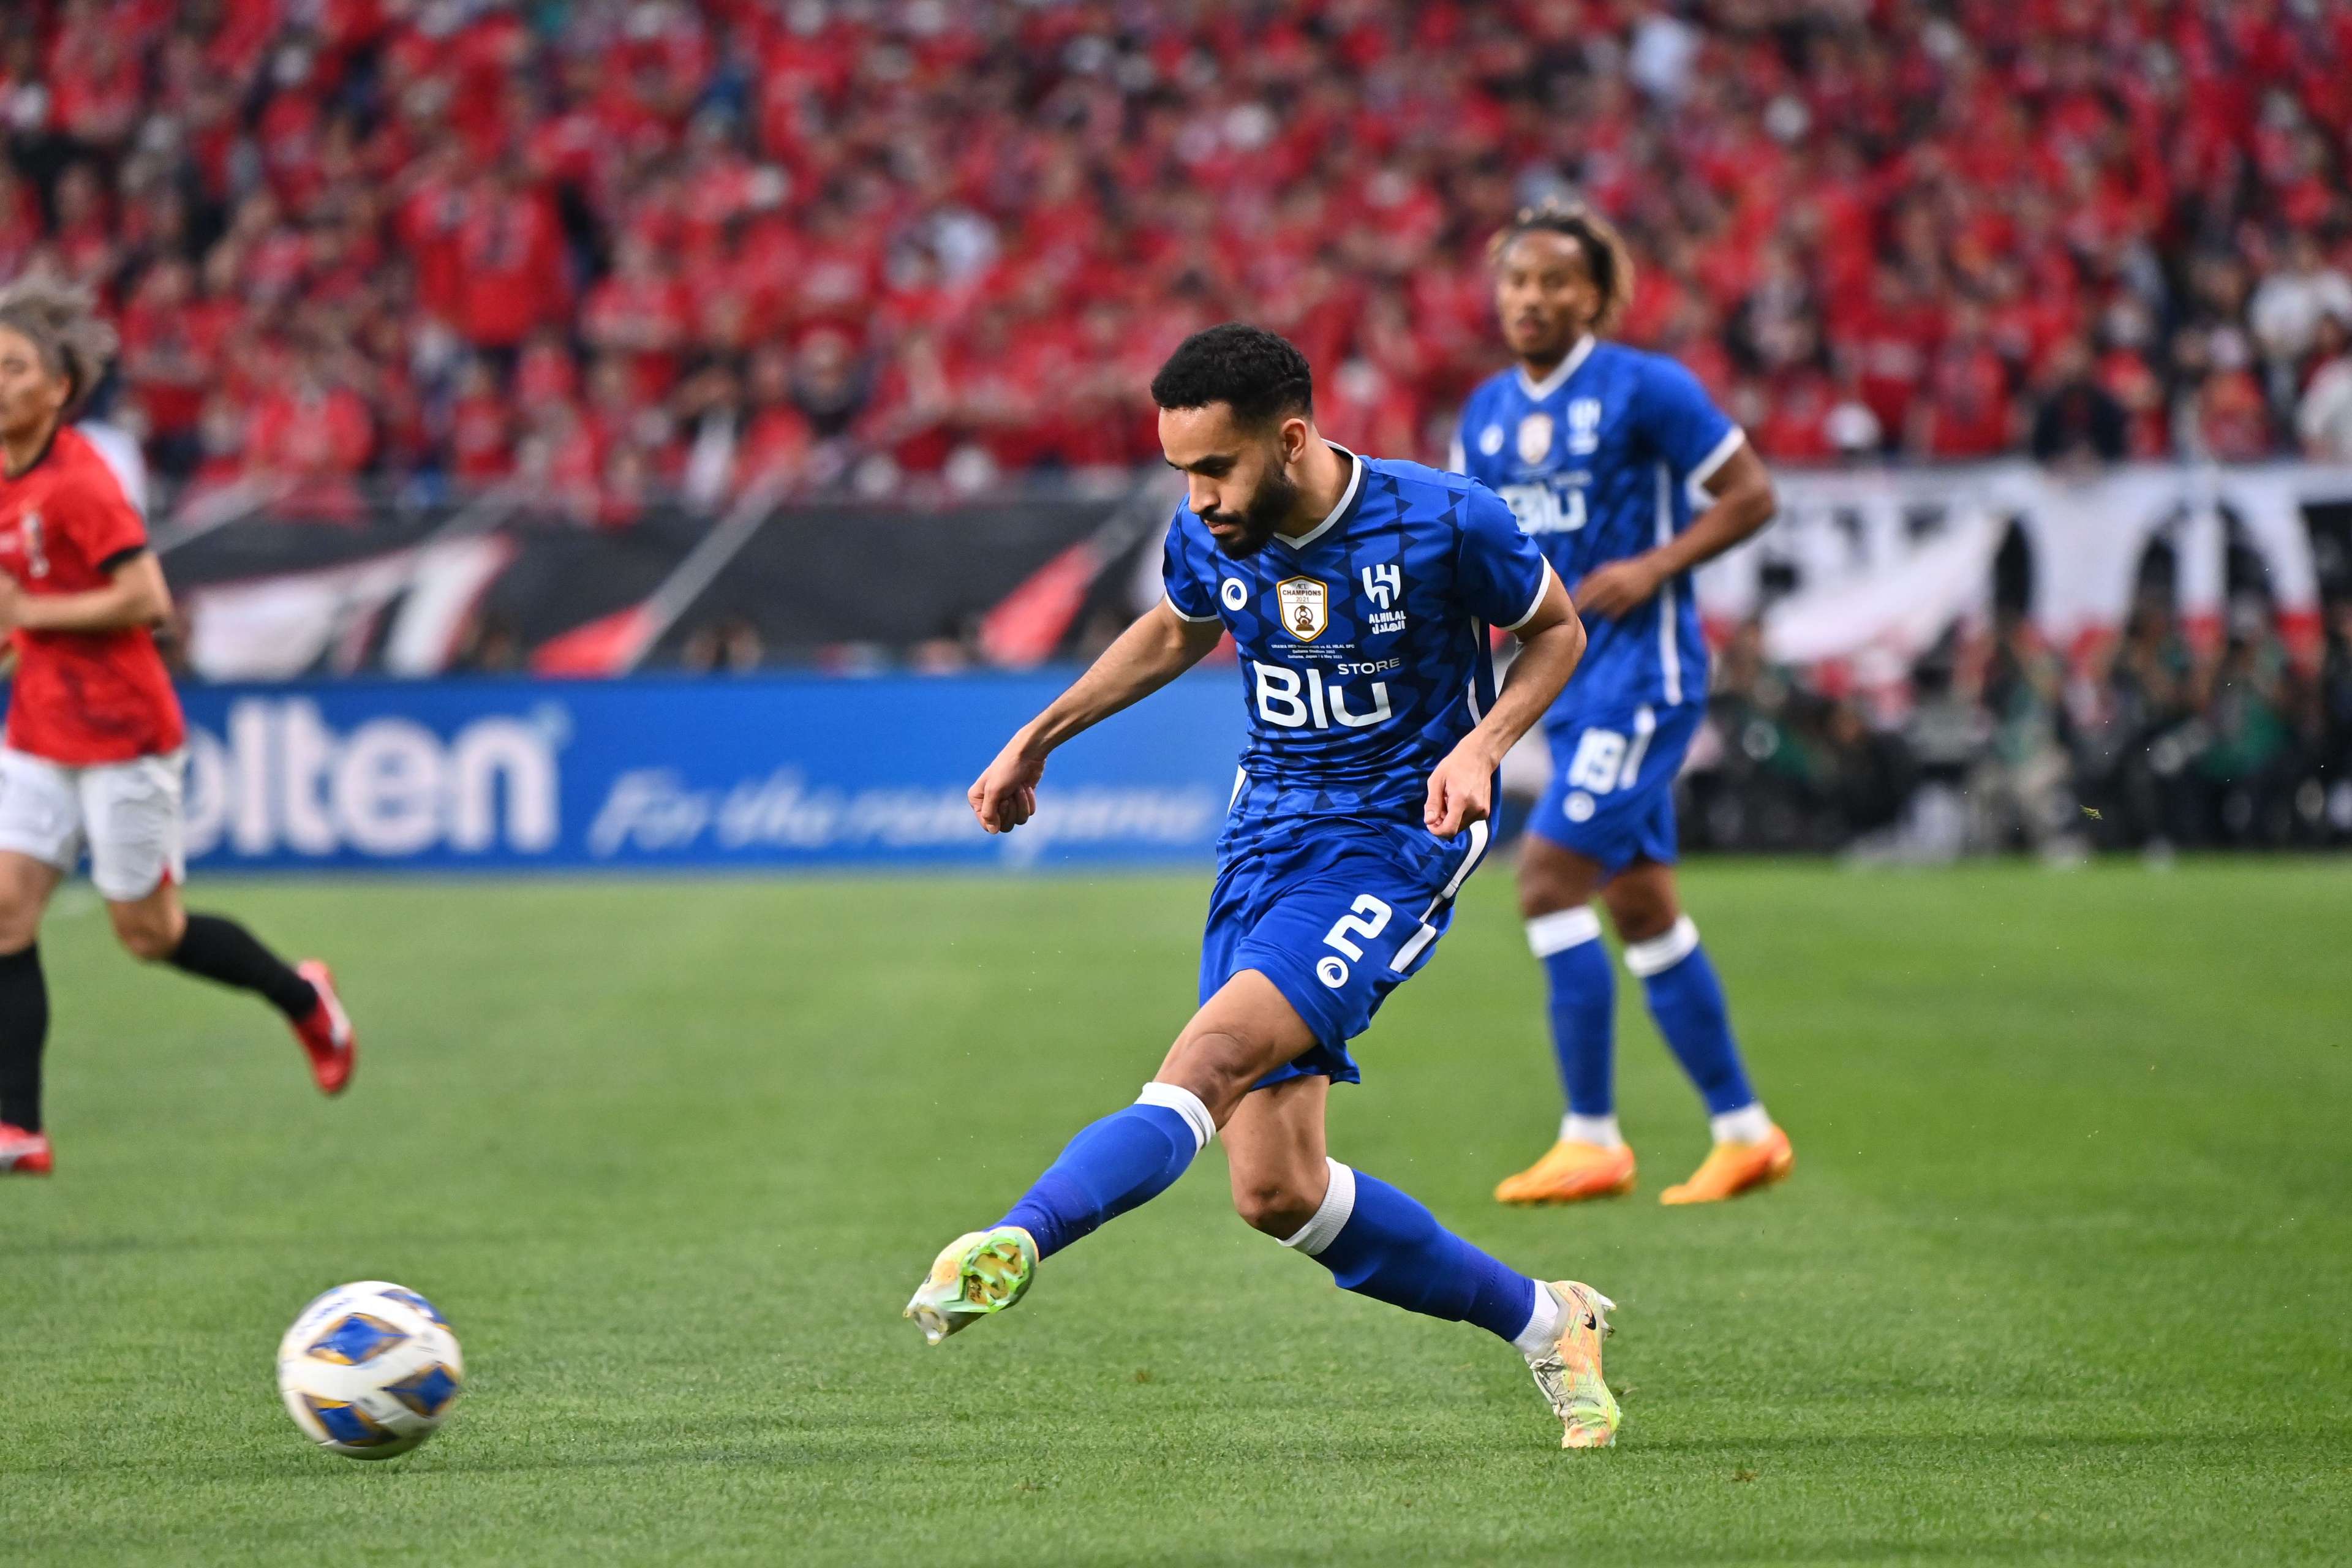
[276,1281,464,1460]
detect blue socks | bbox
[1527,907,1617,1124]
[992,1088,1544,1349]
[1624,916,1758,1118]
[997,1084,1214,1258]
[1532,907,1766,1139]
[1282,1160,1539,1345]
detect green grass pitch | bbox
[4,861,2349,1564]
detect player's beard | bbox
[1202,464,1299,559]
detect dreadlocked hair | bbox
[0,276,119,420]
[1487,198,1637,335]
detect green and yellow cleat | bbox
[1526,1280,1621,1449]
[903,1226,1039,1346]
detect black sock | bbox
[0,944,49,1133]
[168,914,318,1021]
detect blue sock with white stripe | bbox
[1527,907,1621,1144]
[997,1084,1214,1259]
[1282,1159,1544,1348]
[1626,918,1766,1134]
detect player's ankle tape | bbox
[1134,1082,1215,1150]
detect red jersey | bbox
[0,426,186,764]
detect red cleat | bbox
[0,1121,53,1175]
[292,960,356,1095]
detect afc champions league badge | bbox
[1276,576,1329,642]
[1515,413,1555,466]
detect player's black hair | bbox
[1150,323,1314,429]
[1488,198,1637,335]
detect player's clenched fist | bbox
[968,744,1045,835]
[1423,744,1499,838]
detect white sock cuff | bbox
[1561,1112,1624,1149]
[1526,907,1604,957]
[1279,1158,1357,1256]
[1709,1102,1773,1145]
[1512,1280,1565,1356]
[1136,1082,1215,1151]
[1624,915,1700,977]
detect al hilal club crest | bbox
[1276,576,1329,641]
[1516,413,1555,466]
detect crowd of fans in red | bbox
[6,0,2352,525]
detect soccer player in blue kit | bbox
[905,325,1625,1448]
[1451,203,1795,1208]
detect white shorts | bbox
[0,747,187,902]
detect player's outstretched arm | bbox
[969,599,1225,835]
[1425,567,1585,836]
[1575,442,1776,618]
[0,550,173,635]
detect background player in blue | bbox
[1450,203,1795,1208]
[903,325,1625,1449]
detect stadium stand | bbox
[5,0,2351,506]
[4,0,2351,854]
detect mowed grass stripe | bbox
[2,862,2346,1564]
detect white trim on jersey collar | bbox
[1515,335,1596,402]
[1273,442,1362,552]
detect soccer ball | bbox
[276,1281,464,1460]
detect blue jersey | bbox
[1450,338,1743,717]
[1162,448,1551,863]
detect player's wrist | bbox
[1455,732,1509,771]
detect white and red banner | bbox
[1698,461,2349,677]
[162,462,2352,680]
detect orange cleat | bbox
[1659,1125,1793,1205]
[292,960,356,1096]
[0,1121,53,1175]
[1494,1140,1637,1205]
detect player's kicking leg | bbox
[900,976,1256,1346]
[905,970,1619,1447]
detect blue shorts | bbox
[1199,820,1491,1091]
[1528,702,1703,876]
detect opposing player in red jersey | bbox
[0,280,355,1176]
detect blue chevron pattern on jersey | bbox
[1161,447,1550,868]
[1450,337,1743,718]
